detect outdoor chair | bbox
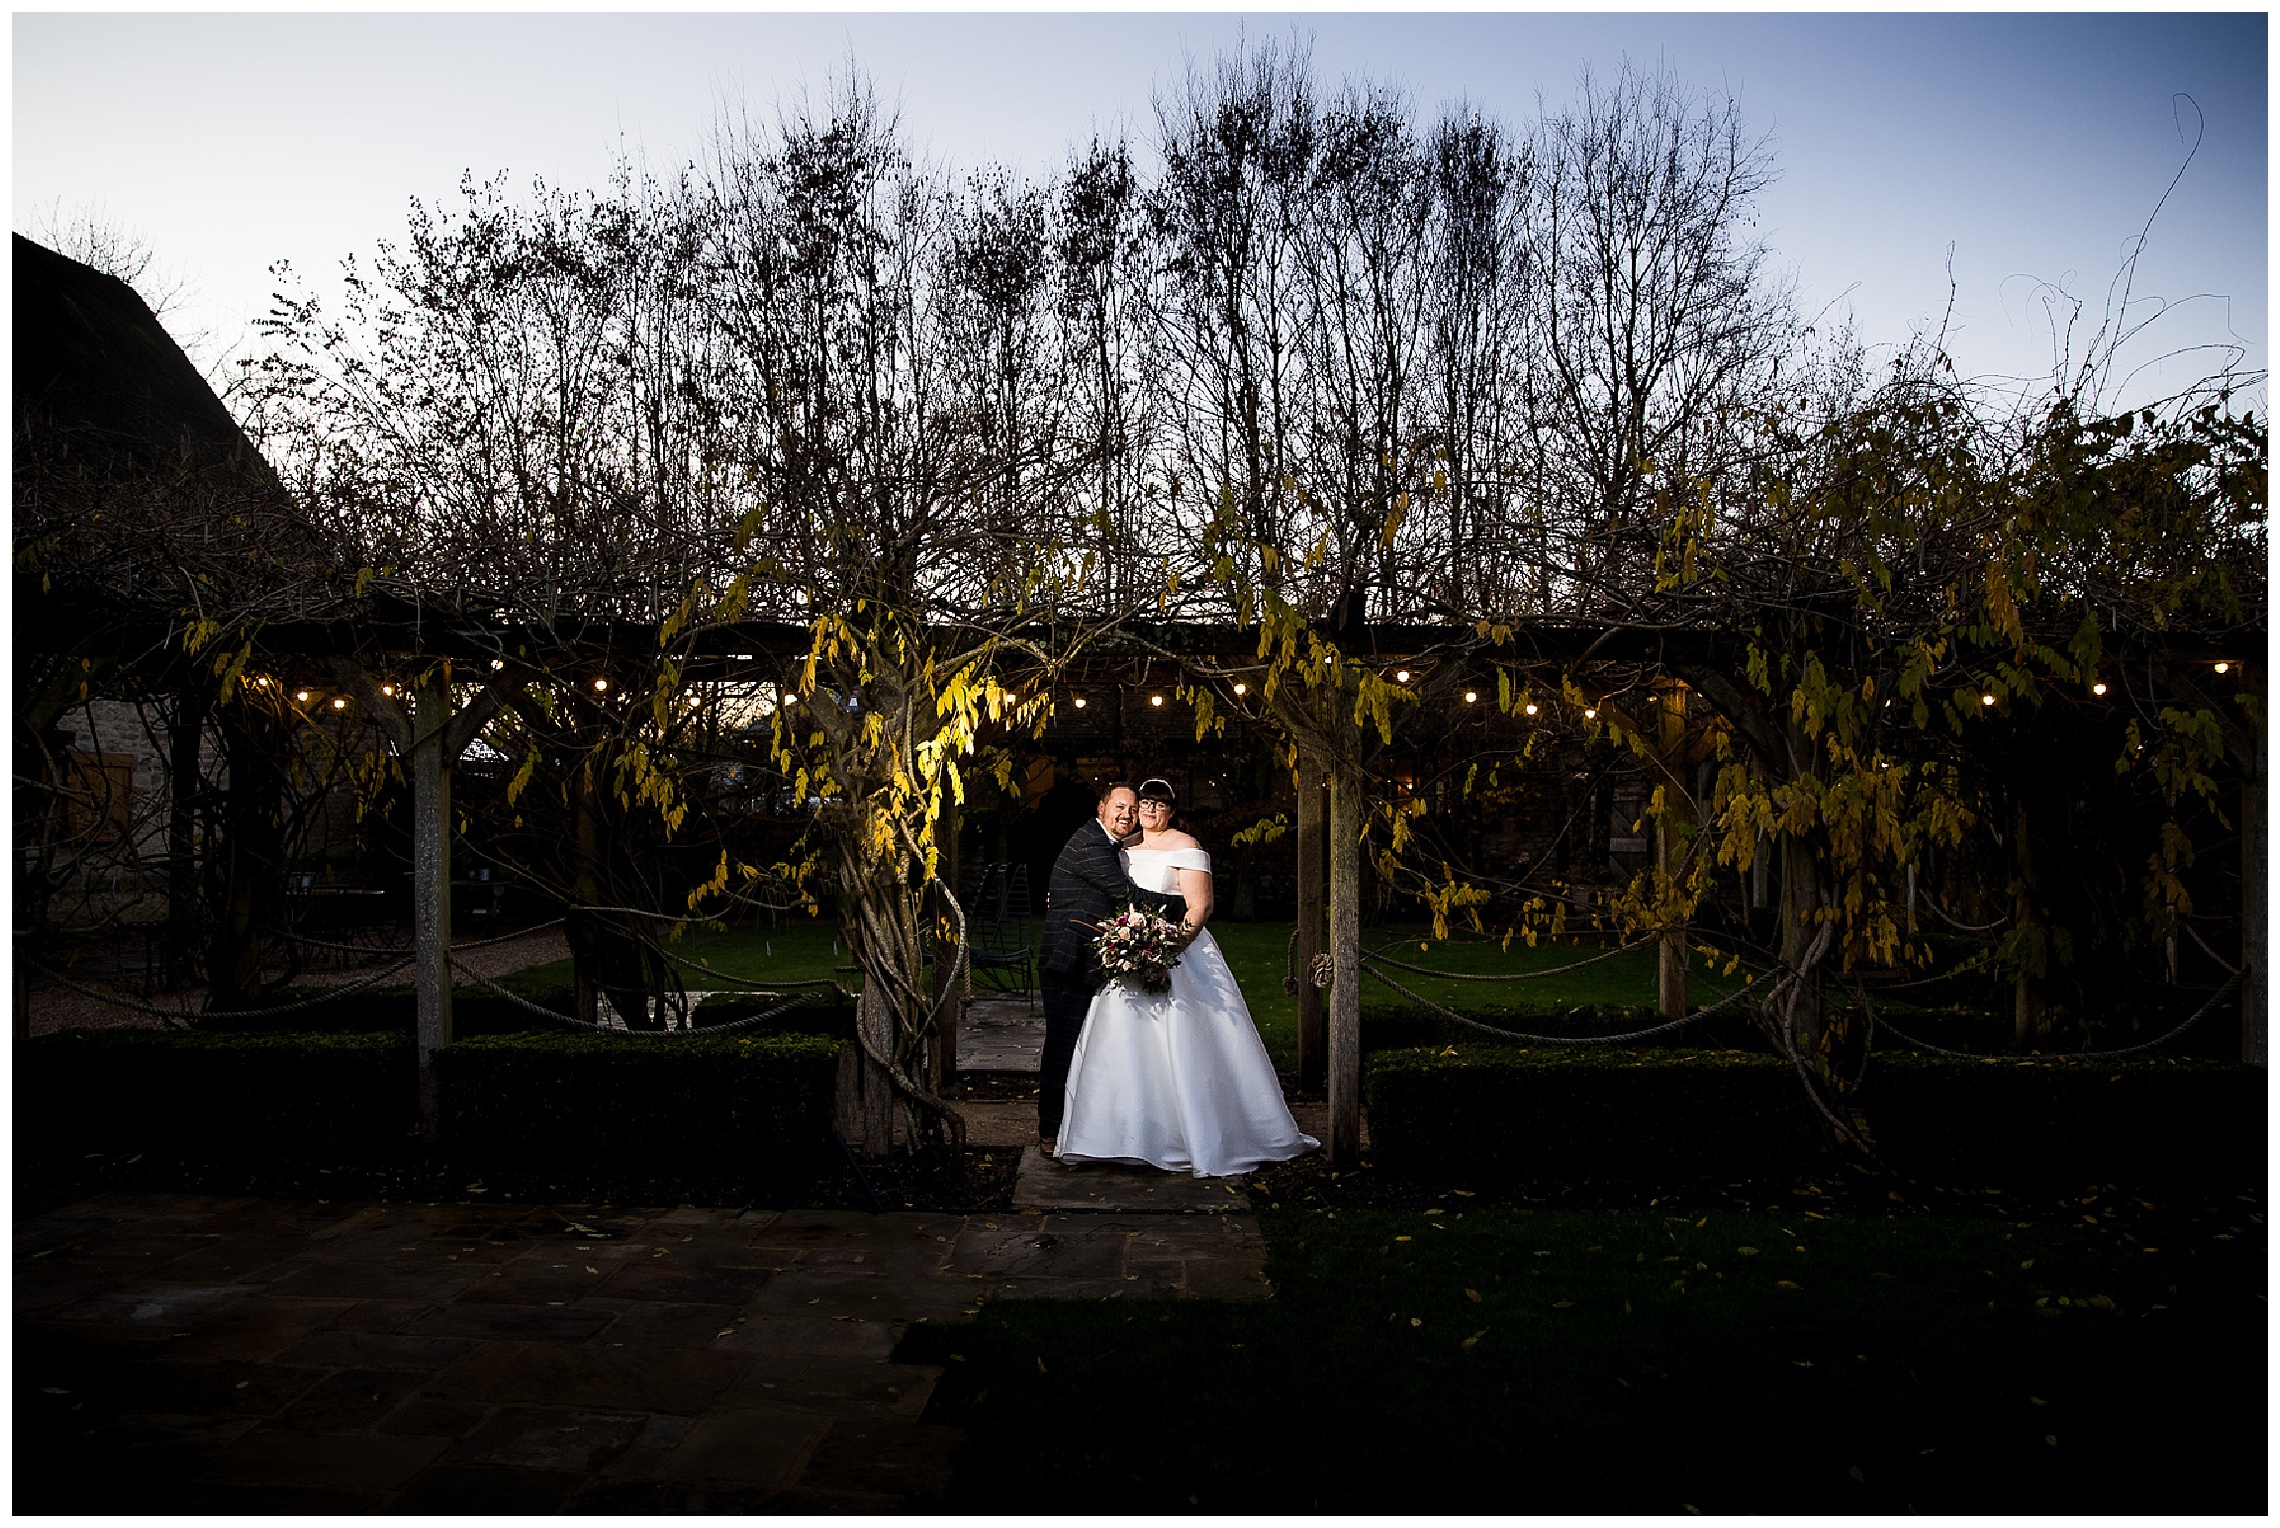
[964,861,1038,1005]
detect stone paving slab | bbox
[1013,1143,1256,1212]
[16,1191,1270,1513]
[955,995,1044,1072]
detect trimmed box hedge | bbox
[23,1029,417,1166]
[434,1031,844,1184]
[1863,1052,2265,1182]
[1367,1046,1820,1180]
[24,1026,848,1192]
[1365,1045,2266,1186]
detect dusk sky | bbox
[13,11,2267,414]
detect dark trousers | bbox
[1037,968,1097,1141]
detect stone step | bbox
[1011,1145,1251,1214]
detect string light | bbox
[380,684,395,697]
[1524,702,1539,716]
[2215,661,2230,675]
[593,678,610,693]
[1150,694,1164,707]
[1583,708,1597,720]
[1232,683,1248,696]
[2092,682,2108,697]
[294,690,310,703]
[331,697,347,710]
[1463,690,1477,704]
[1395,669,1411,683]
[1073,695,1087,709]
[1981,693,1996,707]
[490,658,506,671]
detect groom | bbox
[1034,780,1185,1150]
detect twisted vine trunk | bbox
[831,825,967,1159]
[805,641,970,1161]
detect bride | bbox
[1057,777,1320,1177]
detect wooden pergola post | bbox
[930,789,963,1095]
[1327,761,1364,1165]
[334,659,510,1140]
[408,668,457,1136]
[2241,663,2266,1066]
[1655,680,1689,1022]
[1294,744,1328,1092]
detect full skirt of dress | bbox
[1057,929,1319,1178]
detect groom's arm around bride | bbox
[1033,781,1184,1147]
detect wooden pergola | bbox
[21,230,2262,1173]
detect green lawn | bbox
[1212,922,1748,1068]
[901,1198,2264,1513]
[510,920,1737,1069]
[509,919,851,994]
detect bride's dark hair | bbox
[1136,777,1178,810]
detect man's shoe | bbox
[1038,1136,1057,1156]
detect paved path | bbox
[1012,1145,1255,1212]
[954,995,1045,1073]
[17,1191,1269,1513]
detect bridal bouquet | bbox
[1091,902,1186,995]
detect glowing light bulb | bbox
[380,685,395,696]
[1584,708,1597,720]
[332,697,346,710]
[1073,695,1087,709]
[1463,690,1477,704]
[594,678,610,693]
[1524,702,1539,716]
[1981,693,1996,707]
[1150,694,1164,707]
[1395,670,1411,683]
[295,690,310,703]
[2215,661,2230,674]
[2092,682,2107,697]
[1233,683,1248,696]
[490,658,505,671]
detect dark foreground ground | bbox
[920,1182,2267,1514]
[15,1144,2265,1515]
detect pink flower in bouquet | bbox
[1089,901,1186,994]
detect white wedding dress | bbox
[1057,846,1320,1178]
